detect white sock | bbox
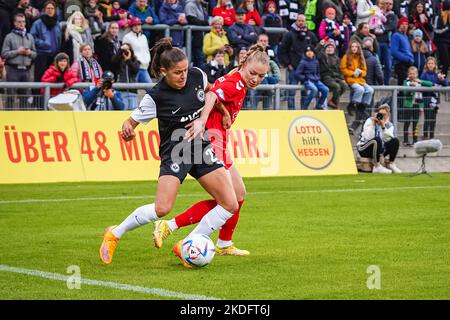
[168,218,178,232]
[188,205,233,237]
[216,239,233,248]
[112,204,157,238]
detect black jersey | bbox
[131,67,209,162]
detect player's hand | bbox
[121,121,136,142]
[184,118,205,142]
[222,111,231,130]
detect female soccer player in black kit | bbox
[99,38,238,265]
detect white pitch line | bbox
[0,185,449,205]
[0,265,220,300]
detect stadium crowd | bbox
[0,0,449,134]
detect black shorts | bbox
[159,143,224,183]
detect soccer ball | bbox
[181,234,215,268]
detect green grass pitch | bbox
[0,174,449,300]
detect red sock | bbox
[174,199,217,228]
[218,200,244,241]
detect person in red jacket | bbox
[212,0,236,27]
[41,52,78,95]
[241,0,262,26]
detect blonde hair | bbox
[65,11,89,40]
[424,56,438,72]
[211,16,224,26]
[238,44,270,70]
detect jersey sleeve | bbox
[130,94,157,125]
[210,78,240,103]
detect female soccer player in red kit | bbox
[153,44,270,257]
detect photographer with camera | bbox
[111,43,140,110]
[357,104,402,174]
[82,70,125,111]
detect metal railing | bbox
[142,24,288,62]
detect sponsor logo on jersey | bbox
[197,89,205,102]
[236,80,244,91]
[180,107,204,123]
[216,88,225,101]
[170,163,180,173]
[172,107,182,114]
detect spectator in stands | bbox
[350,22,379,53]
[41,52,78,95]
[63,11,94,64]
[411,28,430,75]
[262,1,282,54]
[279,14,318,110]
[95,22,121,78]
[14,0,41,32]
[295,45,330,110]
[122,17,152,83]
[203,48,227,84]
[362,37,383,85]
[376,0,397,85]
[213,0,236,28]
[111,43,140,109]
[1,13,37,109]
[409,0,433,43]
[0,56,5,81]
[246,33,280,109]
[226,45,247,72]
[128,0,160,39]
[83,70,125,110]
[159,0,187,48]
[71,43,103,83]
[421,57,448,139]
[391,17,414,85]
[339,12,356,57]
[240,0,262,26]
[319,7,342,47]
[84,0,104,35]
[357,104,402,173]
[318,0,344,24]
[402,65,432,145]
[228,8,259,50]
[0,1,19,50]
[203,16,233,66]
[31,0,61,88]
[98,0,116,23]
[341,41,374,134]
[185,0,209,69]
[111,0,132,29]
[315,39,347,109]
[356,0,376,28]
[434,0,450,76]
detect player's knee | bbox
[235,187,246,202]
[155,203,172,217]
[222,200,239,214]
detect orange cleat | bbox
[99,225,119,265]
[172,240,192,269]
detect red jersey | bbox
[206,71,246,169]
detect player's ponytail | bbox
[238,44,269,70]
[150,37,187,78]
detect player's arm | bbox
[215,101,231,129]
[185,91,218,141]
[121,117,139,142]
[123,93,157,141]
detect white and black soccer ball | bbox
[181,234,215,268]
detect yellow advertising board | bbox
[0,110,356,184]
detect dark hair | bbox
[14,13,26,21]
[357,22,368,32]
[43,0,57,8]
[150,37,187,78]
[212,48,225,57]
